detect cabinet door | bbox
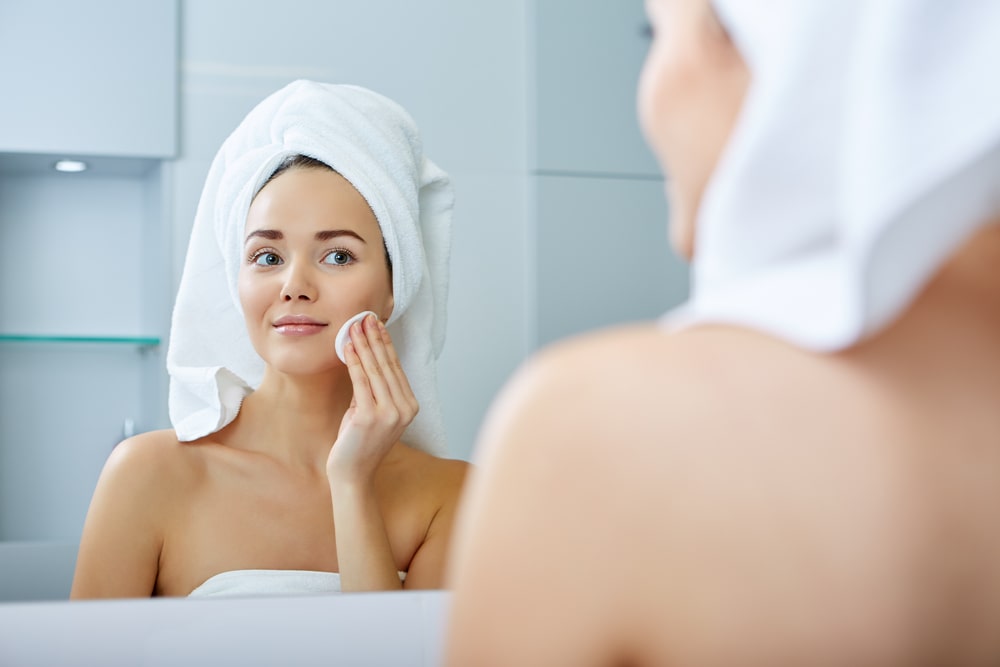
[0,0,177,158]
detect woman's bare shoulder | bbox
[530,320,821,381]
[448,323,922,662]
[99,429,207,502]
[108,428,198,467]
[481,321,832,456]
[73,430,207,598]
[471,319,916,572]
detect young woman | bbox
[444,1,1000,664]
[71,81,468,598]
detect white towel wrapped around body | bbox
[187,569,406,598]
[167,80,453,456]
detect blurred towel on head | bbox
[167,80,454,455]
[666,0,1000,350]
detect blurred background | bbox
[0,0,687,595]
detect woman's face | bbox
[239,167,394,376]
[638,0,749,260]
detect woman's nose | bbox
[279,264,318,302]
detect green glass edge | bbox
[0,334,160,346]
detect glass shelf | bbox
[0,334,160,346]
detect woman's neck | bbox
[225,368,354,472]
[941,219,1000,294]
[858,219,1000,364]
[917,219,1000,320]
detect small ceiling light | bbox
[54,159,88,173]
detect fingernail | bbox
[366,314,377,328]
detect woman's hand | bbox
[327,313,419,485]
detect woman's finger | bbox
[343,337,375,411]
[378,320,419,415]
[349,316,394,407]
[365,319,412,414]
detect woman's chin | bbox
[265,354,345,379]
[668,217,695,263]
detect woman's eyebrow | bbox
[315,229,366,243]
[243,229,367,244]
[245,229,282,244]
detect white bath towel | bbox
[665,0,1000,350]
[167,80,453,456]
[188,569,406,598]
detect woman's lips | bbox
[274,323,327,336]
[272,315,328,336]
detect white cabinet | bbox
[0,0,177,158]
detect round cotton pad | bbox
[335,311,378,363]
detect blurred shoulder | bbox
[524,320,819,388]
[492,324,796,418]
[455,323,924,662]
[485,321,822,446]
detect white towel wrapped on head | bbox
[167,80,453,456]
[665,1,1000,350]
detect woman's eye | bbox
[253,252,282,266]
[324,250,354,266]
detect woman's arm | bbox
[328,480,403,591]
[331,457,468,591]
[401,459,468,589]
[327,314,419,591]
[70,433,170,599]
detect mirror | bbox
[0,0,684,602]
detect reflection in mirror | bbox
[1,0,685,606]
[68,78,472,599]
